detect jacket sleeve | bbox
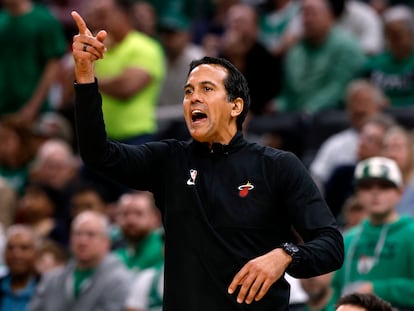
[275,151,344,278]
[74,80,170,191]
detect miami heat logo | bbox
[238,181,254,197]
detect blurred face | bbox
[18,186,55,220]
[70,215,109,267]
[34,144,77,190]
[35,251,64,275]
[71,191,107,217]
[385,20,414,58]
[357,123,386,160]
[356,180,401,219]
[382,130,411,173]
[347,89,380,131]
[83,0,125,36]
[302,0,333,43]
[117,194,158,241]
[183,64,239,145]
[5,231,36,277]
[160,30,190,60]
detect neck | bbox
[11,273,34,291]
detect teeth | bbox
[192,110,203,115]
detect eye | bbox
[184,88,193,95]
[204,86,212,92]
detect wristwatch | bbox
[280,242,301,267]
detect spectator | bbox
[310,79,388,190]
[69,182,109,218]
[0,116,40,195]
[124,231,165,311]
[82,0,166,145]
[277,0,365,114]
[331,157,414,309]
[0,0,67,122]
[156,11,206,135]
[34,239,69,276]
[112,191,163,273]
[324,114,395,219]
[360,5,414,107]
[16,182,69,247]
[381,125,414,218]
[0,225,39,311]
[284,0,384,56]
[338,1,383,56]
[300,272,335,311]
[219,3,284,116]
[335,293,394,311]
[29,139,81,235]
[28,210,132,311]
[257,0,301,57]
[131,1,158,37]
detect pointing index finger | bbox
[71,11,91,36]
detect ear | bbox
[230,98,244,118]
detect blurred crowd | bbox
[1,0,414,310]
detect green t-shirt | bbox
[73,268,94,298]
[0,4,67,114]
[113,230,164,273]
[332,216,414,307]
[361,51,414,107]
[279,27,365,114]
[95,31,165,140]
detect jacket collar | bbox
[191,131,247,156]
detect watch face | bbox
[283,243,299,255]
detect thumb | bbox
[96,30,107,43]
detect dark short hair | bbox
[336,293,394,311]
[188,56,251,131]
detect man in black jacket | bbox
[71,10,344,310]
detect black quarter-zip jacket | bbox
[74,81,344,311]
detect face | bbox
[117,194,159,241]
[5,231,36,277]
[357,123,386,160]
[70,214,109,267]
[356,181,401,219]
[347,89,380,131]
[33,143,78,190]
[382,130,412,173]
[71,191,107,217]
[18,185,55,220]
[183,64,240,145]
[385,20,414,58]
[160,30,190,60]
[302,0,333,42]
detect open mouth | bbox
[191,110,207,122]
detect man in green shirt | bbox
[112,191,164,272]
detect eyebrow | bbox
[184,81,216,89]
